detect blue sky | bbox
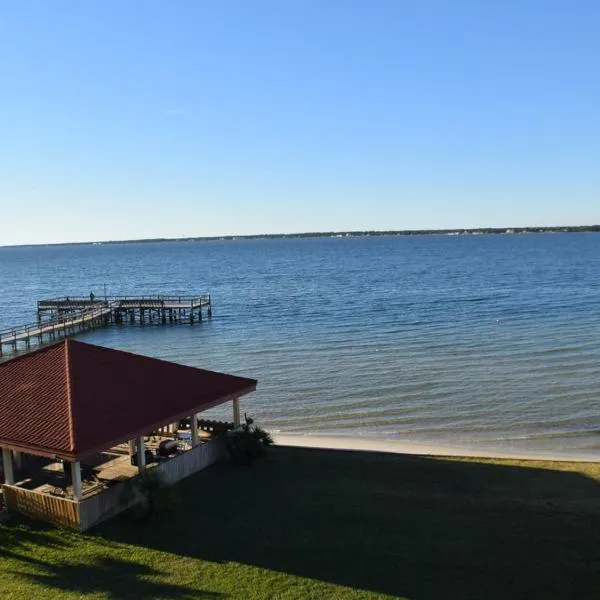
[1,1,599,244]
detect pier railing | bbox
[1,294,212,356]
[38,294,211,306]
[0,306,90,338]
[0,303,114,350]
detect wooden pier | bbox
[0,295,211,357]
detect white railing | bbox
[78,479,131,531]
[79,438,227,531]
[154,438,227,485]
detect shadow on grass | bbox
[96,446,600,599]
[0,518,68,564]
[13,556,221,600]
[0,518,221,599]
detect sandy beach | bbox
[275,433,600,463]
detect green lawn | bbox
[2,446,600,599]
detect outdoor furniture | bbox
[131,449,154,466]
[157,439,179,457]
[196,419,234,435]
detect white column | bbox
[2,448,14,485]
[128,440,136,456]
[12,451,22,469]
[191,414,199,446]
[71,461,82,501]
[136,436,146,472]
[233,398,241,427]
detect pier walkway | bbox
[0,295,211,356]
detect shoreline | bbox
[3,226,600,249]
[274,433,600,463]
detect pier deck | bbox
[0,295,211,356]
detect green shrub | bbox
[225,417,274,465]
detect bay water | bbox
[1,233,599,459]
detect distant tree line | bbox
[95,224,600,243]
[8,225,600,248]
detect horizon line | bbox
[2,224,600,249]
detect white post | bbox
[136,436,146,472]
[71,461,82,501]
[2,448,14,485]
[191,414,199,446]
[128,440,136,456]
[12,451,22,469]
[233,398,241,427]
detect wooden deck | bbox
[3,435,227,531]
[0,294,211,356]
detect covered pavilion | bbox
[0,339,257,529]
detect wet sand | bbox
[275,433,600,463]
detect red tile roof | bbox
[0,339,257,460]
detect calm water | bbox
[1,234,599,458]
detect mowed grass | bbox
[2,446,600,599]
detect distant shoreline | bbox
[3,225,600,249]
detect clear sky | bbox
[1,1,599,245]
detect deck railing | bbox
[78,479,132,531]
[80,438,227,530]
[2,437,227,531]
[2,485,80,529]
[153,437,227,486]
